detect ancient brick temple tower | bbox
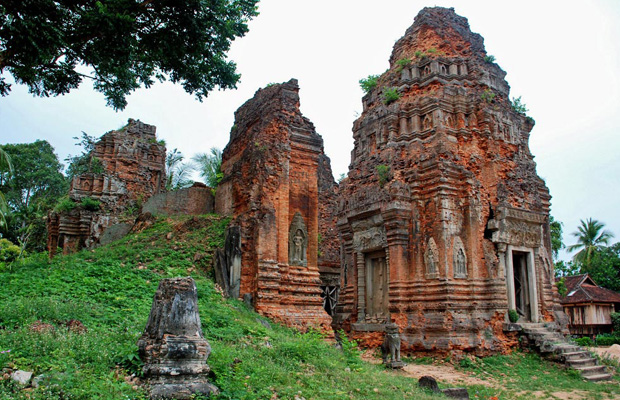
[334,7,566,353]
[215,79,338,329]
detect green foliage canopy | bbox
[0,0,259,110]
[0,141,67,252]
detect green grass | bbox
[458,351,620,399]
[1,214,618,399]
[0,215,439,400]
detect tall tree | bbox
[0,147,12,229]
[567,218,615,271]
[0,141,67,252]
[0,0,259,110]
[192,147,222,189]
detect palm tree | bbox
[192,147,222,189]
[567,218,615,271]
[165,148,194,190]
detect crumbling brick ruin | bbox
[333,7,566,354]
[214,79,338,329]
[47,119,166,256]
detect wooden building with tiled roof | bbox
[560,274,620,336]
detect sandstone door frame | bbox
[359,249,389,321]
[505,245,539,322]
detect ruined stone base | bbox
[148,376,219,399]
[386,360,406,369]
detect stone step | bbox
[561,351,592,361]
[583,373,613,382]
[554,344,581,354]
[565,358,597,368]
[574,365,608,377]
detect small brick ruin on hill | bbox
[48,7,568,353]
[47,119,166,256]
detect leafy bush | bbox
[508,309,519,323]
[484,54,496,63]
[414,50,425,59]
[575,336,593,347]
[382,87,400,105]
[511,96,529,114]
[54,197,76,212]
[80,197,101,211]
[612,312,620,332]
[359,74,380,94]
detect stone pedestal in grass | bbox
[138,277,218,399]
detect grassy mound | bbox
[0,215,438,400]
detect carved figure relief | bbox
[424,238,439,278]
[445,115,455,129]
[422,65,431,76]
[422,114,433,130]
[289,212,308,266]
[453,236,467,278]
[468,113,478,128]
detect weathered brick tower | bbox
[215,79,337,329]
[335,7,566,353]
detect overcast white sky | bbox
[1,0,619,259]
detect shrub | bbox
[376,164,390,186]
[0,238,21,264]
[575,336,593,347]
[359,74,380,94]
[481,89,495,103]
[611,312,620,332]
[427,47,438,55]
[54,197,76,212]
[396,58,412,72]
[596,333,620,346]
[382,87,400,105]
[511,96,529,114]
[508,309,519,323]
[414,50,425,59]
[484,54,496,63]
[80,197,101,211]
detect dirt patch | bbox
[360,350,494,387]
[589,345,620,362]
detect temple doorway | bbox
[513,251,531,321]
[365,251,389,320]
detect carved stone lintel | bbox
[353,226,387,252]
